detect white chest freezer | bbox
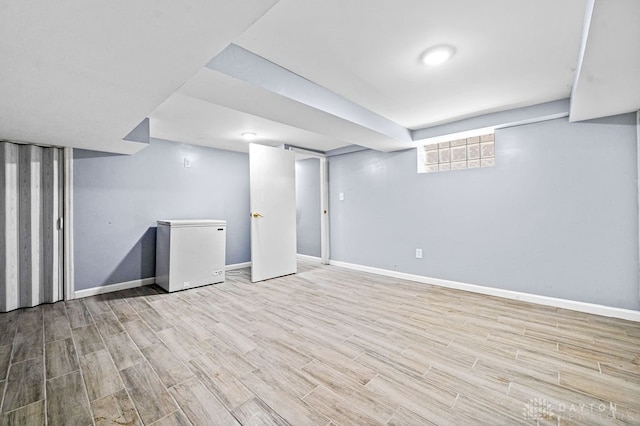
[155,219,226,292]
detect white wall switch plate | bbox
[339,192,344,201]
[184,158,192,168]
[415,248,423,259]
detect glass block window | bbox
[420,133,494,173]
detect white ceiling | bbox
[236,0,586,130]
[1,0,638,155]
[0,0,278,154]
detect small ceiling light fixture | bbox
[421,45,456,66]
[241,132,257,140]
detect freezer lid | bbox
[157,219,226,227]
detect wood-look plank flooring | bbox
[1,261,639,425]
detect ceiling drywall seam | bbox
[569,0,596,122]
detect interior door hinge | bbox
[57,217,64,230]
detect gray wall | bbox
[329,114,640,310]
[295,158,321,257]
[74,138,250,290]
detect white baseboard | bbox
[226,262,251,270]
[329,260,640,322]
[75,263,252,298]
[74,277,156,299]
[297,254,322,262]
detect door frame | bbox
[288,146,330,265]
[63,147,75,300]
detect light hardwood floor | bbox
[1,261,639,425]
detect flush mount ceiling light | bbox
[241,132,257,140]
[421,45,456,66]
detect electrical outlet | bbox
[415,248,423,259]
[184,158,192,168]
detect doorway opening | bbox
[293,149,329,265]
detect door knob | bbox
[251,212,264,218]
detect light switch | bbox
[339,192,344,201]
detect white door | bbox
[249,144,297,282]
